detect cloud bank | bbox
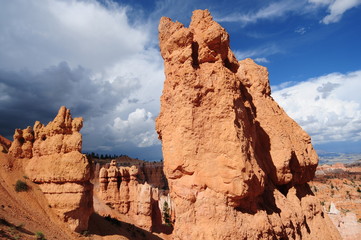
[0,0,164,160]
[272,70,361,144]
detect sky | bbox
[0,0,360,161]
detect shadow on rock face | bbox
[88,213,164,240]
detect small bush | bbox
[15,180,29,192]
[35,231,46,240]
[163,201,172,227]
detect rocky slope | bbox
[0,135,11,153]
[310,163,361,240]
[8,106,93,232]
[1,107,166,240]
[156,9,340,239]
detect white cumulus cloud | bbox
[272,70,361,144]
[113,108,160,147]
[0,0,164,160]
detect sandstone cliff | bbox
[139,162,168,190]
[8,106,93,232]
[156,9,340,239]
[98,161,157,231]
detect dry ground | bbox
[0,152,168,240]
[310,164,361,240]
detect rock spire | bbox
[156,9,340,239]
[9,106,93,232]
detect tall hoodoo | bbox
[9,106,93,232]
[156,9,340,239]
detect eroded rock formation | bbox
[156,9,340,239]
[139,162,168,190]
[8,106,93,232]
[99,161,157,231]
[0,135,11,153]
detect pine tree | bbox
[163,201,172,226]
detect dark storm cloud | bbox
[0,62,139,139]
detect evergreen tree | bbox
[163,201,172,226]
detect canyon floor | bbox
[309,161,361,240]
[2,150,360,239]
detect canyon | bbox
[0,9,353,240]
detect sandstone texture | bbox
[8,106,93,232]
[156,9,340,239]
[98,160,159,231]
[0,135,11,153]
[139,162,168,190]
[310,163,361,240]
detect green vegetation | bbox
[163,201,172,227]
[86,152,127,159]
[15,180,29,192]
[35,231,46,240]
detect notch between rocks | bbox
[191,42,199,69]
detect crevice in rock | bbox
[277,184,290,196]
[223,57,238,73]
[191,41,199,69]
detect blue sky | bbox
[0,0,360,160]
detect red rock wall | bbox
[99,162,157,231]
[156,9,340,239]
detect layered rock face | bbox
[139,162,168,189]
[156,9,340,239]
[8,106,93,232]
[99,161,158,231]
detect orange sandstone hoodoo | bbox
[8,106,93,232]
[156,9,341,239]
